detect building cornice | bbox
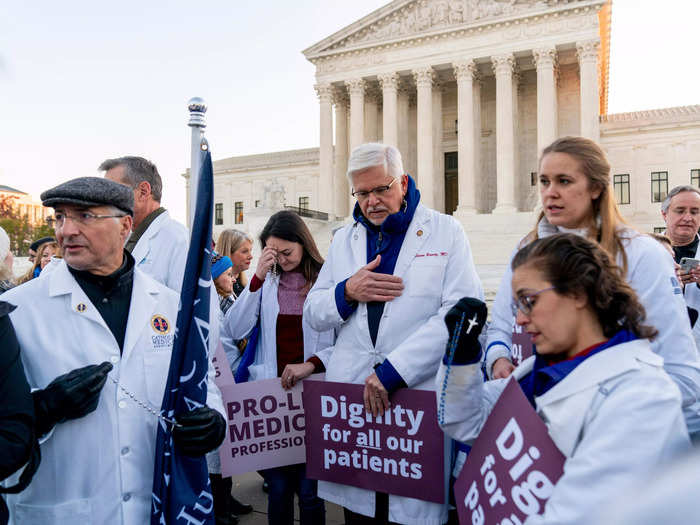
[601,105,700,123]
[212,147,320,173]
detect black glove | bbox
[444,297,488,365]
[32,362,113,437]
[172,407,226,457]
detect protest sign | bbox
[218,375,322,476]
[454,378,565,525]
[212,341,235,389]
[304,380,445,504]
[510,322,533,366]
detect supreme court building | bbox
[201,0,700,263]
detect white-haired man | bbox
[303,143,483,524]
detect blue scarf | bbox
[518,330,638,407]
[353,175,420,345]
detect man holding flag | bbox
[3,173,225,524]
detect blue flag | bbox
[151,148,215,525]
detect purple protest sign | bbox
[454,377,565,524]
[511,322,533,366]
[212,341,235,389]
[219,375,323,477]
[303,380,445,504]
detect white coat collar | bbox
[510,340,660,403]
[535,339,661,406]
[130,210,170,263]
[393,204,432,278]
[48,258,163,361]
[511,340,660,456]
[536,216,590,239]
[350,204,432,276]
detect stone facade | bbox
[198,0,700,265]
[0,185,51,226]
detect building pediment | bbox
[304,0,594,60]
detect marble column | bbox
[397,83,410,163]
[364,86,379,142]
[413,66,435,208]
[346,78,366,151]
[432,81,445,213]
[533,47,558,155]
[379,73,399,148]
[491,53,517,214]
[453,59,479,215]
[577,40,600,141]
[333,88,349,218]
[473,78,481,212]
[315,83,334,215]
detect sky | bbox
[0,0,698,223]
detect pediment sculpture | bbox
[326,0,582,51]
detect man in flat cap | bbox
[100,156,189,292]
[2,177,226,525]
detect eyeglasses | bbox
[510,286,556,317]
[351,178,397,201]
[53,211,126,228]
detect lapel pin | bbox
[417,229,423,237]
[76,303,87,312]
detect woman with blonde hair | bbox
[216,229,253,296]
[18,240,58,284]
[483,136,700,436]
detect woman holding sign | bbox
[483,136,700,437]
[438,234,690,524]
[224,210,334,525]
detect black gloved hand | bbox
[444,297,488,365]
[32,361,113,437]
[172,407,226,457]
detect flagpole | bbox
[187,97,207,230]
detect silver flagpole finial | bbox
[188,97,207,128]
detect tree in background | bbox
[0,194,54,256]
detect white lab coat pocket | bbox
[407,260,445,298]
[14,498,91,525]
[143,351,171,406]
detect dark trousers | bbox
[259,464,324,525]
[343,493,400,525]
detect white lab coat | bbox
[130,210,189,292]
[484,221,700,432]
[2,260,224,525]
[438,338,691,525]
[129,210,222,366]
[304,204,484,525]
[223,272,335,381]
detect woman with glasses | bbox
[483,136,700,437]
[438,234,691,524]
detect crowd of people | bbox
[1,137,700,525]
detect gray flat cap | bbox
[41,177,134,215]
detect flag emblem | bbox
[76,303,87,312]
